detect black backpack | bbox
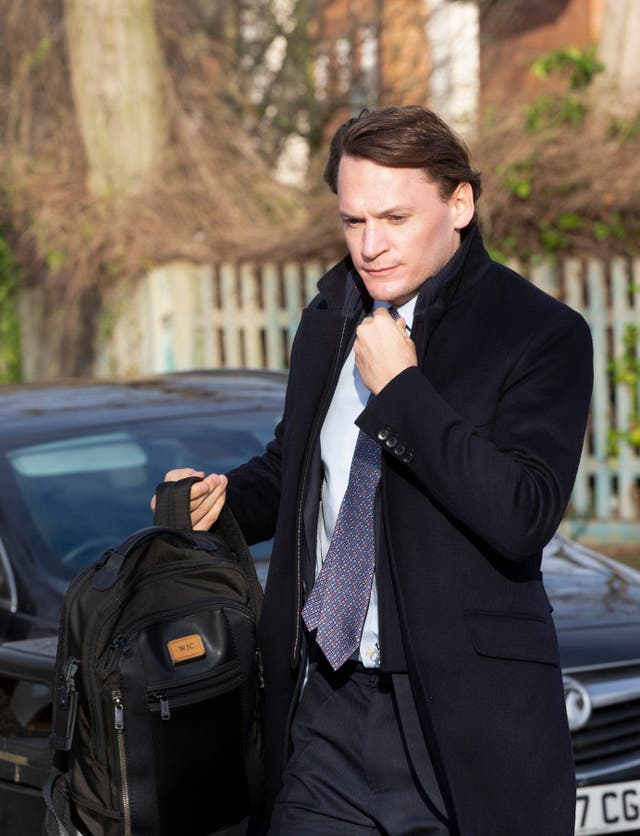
[45,477,264,836]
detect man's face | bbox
[337,155,474,306]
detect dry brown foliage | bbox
[0,0,306,292]
[0,0,317,371]
[474,110,640,260]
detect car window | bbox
[9,433,148,477]
[5,410,280,579]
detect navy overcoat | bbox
[226,225,593,836]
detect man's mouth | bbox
[363,265,397,275]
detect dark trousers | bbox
[269,658,451,835]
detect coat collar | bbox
[316,256,368,315]
[315,223,491,317]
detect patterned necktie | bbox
[302,305,400,670]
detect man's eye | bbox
[342,218,362,228]
[388,215,406,224]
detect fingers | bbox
[190,473,228,531]
[394,315,408,335]
[151,467,205,513]
[354,307,416,395]
[355,307,407,353]
[150,468,227,531]
[371,306,408,333]
[162,467,205,483]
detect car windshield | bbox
[5,409,280,581]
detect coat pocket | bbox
[464,609,559,666]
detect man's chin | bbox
[360,277,405,303]
[363,284,416,308]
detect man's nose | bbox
[361,222,388,261]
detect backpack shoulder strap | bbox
[216,504,263,619]
[43,769,83,836]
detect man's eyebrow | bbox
[339,204,413,219]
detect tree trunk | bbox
[592,0,640,120]
[64,0,168,197]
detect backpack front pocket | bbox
[118,643,250,836]
[146,662,249,835]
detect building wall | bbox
[311,0,430,125]
[311,0,604,140]
[480,0,604,112]
[379,0,431,106]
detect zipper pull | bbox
[256,648,265,689]
[64,657,79,687]
[113,694,124,731]
[159,696,171,721]
[53,658,80,750]
[104,635,132,673]
[62,657,79,707]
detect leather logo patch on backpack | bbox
[167,633,206,664]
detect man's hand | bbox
[354,307,418,395]
[150,467,228,531]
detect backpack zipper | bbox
[255,647,265,689]
[112,690,132,836]
[52,656,80,750]
[147,662,243,719]
[100,599,255,676]
[89,560,249,763]
[102,635,128,675]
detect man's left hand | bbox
[354,307,418,395]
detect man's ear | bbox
[451,182,475,230]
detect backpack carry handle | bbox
[154,477,262,615]
[91,477,200,591]
[153,475,199,529]
[93,477,263,620]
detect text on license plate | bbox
[576,780,640,834]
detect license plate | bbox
[576,780,640,834]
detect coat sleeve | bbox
[223,421,283,545]
[356,307,593,561]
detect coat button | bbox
[395,444,406,456]
[385,436,398,448]
[402,451,414,463]
[377,428,390,441]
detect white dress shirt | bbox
[316,296,417,667]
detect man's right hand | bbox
[151,468,228,530]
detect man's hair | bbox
[323,105,482,203]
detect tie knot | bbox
[388,305,400,321]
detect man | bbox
[163,106,593,835]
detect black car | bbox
[0,371,639,836]
[0,370,284,634]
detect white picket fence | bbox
[510,257,640,541]
[97,259,332,377]
[96,255,640,533]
